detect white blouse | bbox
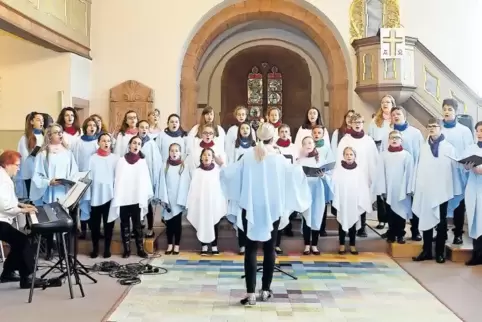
[0,167,22,223]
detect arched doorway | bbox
[221,45,311,137]
[180,0,350,131]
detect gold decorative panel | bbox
[0,0,90,47]
[362,53,374,80]
[350,0,401,42]
[109,80,155,133]
[424,66,440,101]
[384,59,397,80]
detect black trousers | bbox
[242,209,280,293]
[422,202,448,256]
[119,204,141,236]
[0,221,35,277]
[90,201,114,252]
[376,196,387,223]
[165,213,183,245]
[338,223,356,246]
[320,207,328,232]
[472,236,482,259]
[386,204,406,239]
[146,203,154,230]
[452,199,465,237]
[25,179,31,198]
[410,214,420,236]
[302,220,319,246]
[201,222,220,247]
[238,227,247,248]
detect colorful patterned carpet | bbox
[106,253,460,322]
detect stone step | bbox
[153,217,387,254]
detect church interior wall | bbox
[0,30,71,149]
[399,0,482,97]
[70,53,92,101]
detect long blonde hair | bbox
[254,123,278,162]
[164,143,185,175]
[374,95,396,127]
[39,123,69,162]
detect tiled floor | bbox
[106,254,461,322]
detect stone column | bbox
[327,81,349,132]
[180,79,200,129]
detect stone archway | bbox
[180,0,349,130]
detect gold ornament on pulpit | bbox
[349,0,401,43]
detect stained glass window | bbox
[246,64,283,130]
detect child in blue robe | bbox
[187,106,225,156]
[332,147,372,255]
[138,120,163,238]
[368,95,395,230]
[57,107,82,148]
[440,98,474,245]
[31,123,79,260]
[71,117,99,239]
[155,143,191,255]
[147,109,162,140]
[462,121,482,266]
[16,112,44,199]
[108,136,152,258]
[382,106,424,241]
[187,124,226,174]
[225,106,256,164]
[226,123,256,254]
[85,133,119,258]
[186,148,227,256]
[412,118,458,264]
[375,130,414,244]
[297,136,330,255]
[294,107,330,151]
[156,113,188,161]
[312,125,334,236]
[113,110,139,156]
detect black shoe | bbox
[386,237,395,243]
[0,272,21,283]
[303,249,311,255]
[435,255,446,264]
[275,247,283,255]
[103,251,111,259]
[381,232,388,239]
[375,223,386,230]
[349,246,358,255]
[165,249,173,255]
[121,225,131,258]
[240,294,256,306]
[134,226,147,258]
[90,251,98,259]
[412,251,433,261]
[411,234,422,241]
[396,237,406,244]
[465,257,482,266]
[453,236,463,245]
[357,229,367,238]
[19,276,46,289]
[338,246,346,255]
[259,289,273,302]
[78,231,87,240]
[137,250,148,258]
[319,230,328,237]
[172,250,180,255]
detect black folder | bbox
[283,154,293,164]
[447,155,482,167]
[302,166,323,177]
[30,146,41,157]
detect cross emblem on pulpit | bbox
[380,28,405,59]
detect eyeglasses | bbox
[202,131,214,136]
[353,121,364,125]
[389,136,402,140]
[52,130,63,135]
[427,125,440,129]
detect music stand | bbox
[40,175,96,288]
[240,257,297,280]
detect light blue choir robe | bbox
[368,119,391,152]
[330,129,344,157]
[294,126,331,152]
[71,137,98,220]
[296,156,331,230]
[30,148,79,206]
[461,143,482,239]
[113,132,135,156]
[84,153,119,211]
[155,162,191,221]
[220,148,311,242]
[374,150,414,220]
[381,124,424,164]
[140,137,163,194]
[15,133,44,198]
[412,140,458,231]
[225,125,256,164]
[156,131,187,162]
[316,143,335,202]
[442,123,474,217]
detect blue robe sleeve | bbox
[154,165,169,204]
[220,159,244,202]
[176,168,191,207]
[284,164,311,214]
[374,154,387,196]
[30,153,49,202]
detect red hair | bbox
[0,150,21,168]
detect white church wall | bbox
[89,0,359,125]
[400,0,482,97]
[0,30,71,130]
[70,53,92,101]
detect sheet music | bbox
[70,171,90,182]
[59,181,88,209]
[29,212,38,224]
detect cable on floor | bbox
[89,255,167,286]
